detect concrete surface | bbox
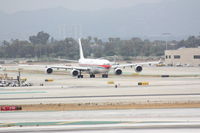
[0,64,200,105]
[0,64,200,132]
[1,108,200,132]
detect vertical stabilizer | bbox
[79,38,84,59]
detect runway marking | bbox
[0,91,47,95]
[0,121,127,127]
[57,121,76,125]
[1,121,200,128]
[1,93,200,100]
[0,123,11,126]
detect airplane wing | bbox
[46,65,90,71]
[112,60,160,69]
[46,65,91,77]
[52,58,78,63]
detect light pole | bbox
[162,33,171,50]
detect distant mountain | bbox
[0,0,200,41]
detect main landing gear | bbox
[77,75,83,78]
[77,72,108,78]
[90,74,108,78]
[102,74,108,78]
[90,74,95,78]
[77,71,83,78]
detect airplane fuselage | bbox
[78,58,111,74]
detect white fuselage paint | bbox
[78,58,111,74]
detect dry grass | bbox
[21,102,200,111]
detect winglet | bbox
[78,38,84,59]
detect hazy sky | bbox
[0,0,162,13]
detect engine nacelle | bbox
[46,68,53,74]
[71,69,79,76]
[114,68,122,75]
[135,65,143,73]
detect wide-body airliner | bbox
[46,39,158,78]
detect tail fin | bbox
[78,38,84,59]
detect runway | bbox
[1,93,200,101]
[1,108,200,132]
[1,65,200,132]
[1,124,200,133]
[1,77,200,106]
[1,76,200,105]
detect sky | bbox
[0,0,199,40]
[0,0,162,13]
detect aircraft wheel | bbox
[90,74,95,78]
[102,74,108,78]
[78,75,83,78]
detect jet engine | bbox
[114,68,122,75]
[71,69,79,76]
[46,68,53,74]
[135,65,143,73]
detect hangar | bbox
[165,47,200,66]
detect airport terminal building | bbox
[165,47,200,66]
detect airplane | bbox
[46,38,159,78]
